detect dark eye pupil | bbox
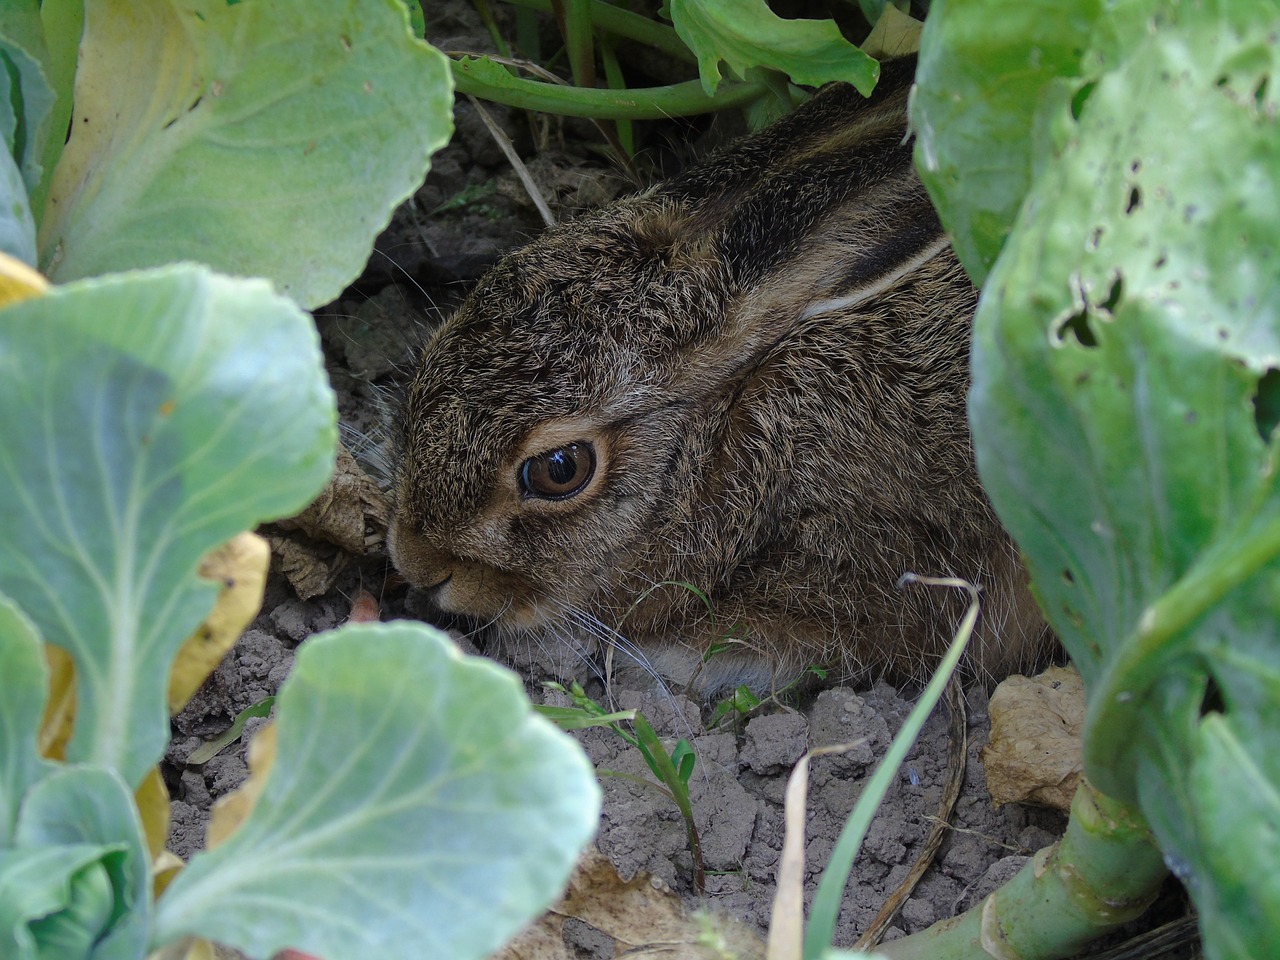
[546,449,577,485]
[520,441,596,500]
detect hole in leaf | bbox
[1199,675,1224,717]
[1070,82,1096,120]
[1100,273,1123,312]
[1256,73,1270,108]
[1154,252,1168,269]
[1087,226,1104,251]
[1061,569,1076,585]
[1215,73,1231,88]
[1056,310,1098,347]
[1253,368,1280,441]
[1062,604,1084,629]
[1130,159,1142,174]
[1053,274,1122,348]
[1125,186,1141,214]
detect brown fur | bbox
[388,59,1052,695]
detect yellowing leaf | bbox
[0,250,48,306]
[144,936,219,960]
[135,765,172,863]
[152,849,185,899]
[862,5,923,59]
[205,719,277,850]
[38,0,453,307]
[38,643,75,760]
[168,532,270,714]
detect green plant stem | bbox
[501,0,696,62]
[472,0,515,58]
[876,780,1167,960]
[1085,511,1280,801]
[514,5,542,61]
[554,0,596,88]
[632,713,706,894]
[451,56,769,117]
[599,38,634,156]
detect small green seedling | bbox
[542,680,706,891]
[707,665,830,730]
[431,181,503,217]
[708,684,763,729]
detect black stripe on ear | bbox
[654,58,925,290]
[715,130,919,288]
[799,189,950,321]
[661,56,919,209]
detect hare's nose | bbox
[385,517,455,591]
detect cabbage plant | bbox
[902,0,1280,957]
[0,3,602,958]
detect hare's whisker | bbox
[553,604,703,749]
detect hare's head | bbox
[387,197,738,630]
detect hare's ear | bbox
[658,56,949,315]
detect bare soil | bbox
[167,571,1065,950]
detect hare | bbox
[387,58,1051,695]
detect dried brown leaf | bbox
[0,251,48,306]
[266,443,388,598]
[493,845,764,959]
[273,442,387,554]
[38,644,75,760]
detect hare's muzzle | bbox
[387,514,545,627]
[385,517,451,595]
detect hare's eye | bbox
[519,442,596,500]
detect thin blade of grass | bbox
[535,705,637,730]
[800,576,979,959]
[185,696,275,766]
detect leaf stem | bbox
[875,780,1166,960]
[1085,510,1280,800]
[450,57,768,118]
[554,0,596,89]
